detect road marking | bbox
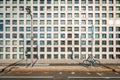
[68,76,120,79]
[97,73,102,76]
[0,76,53,78]
[105,77,110,79]
[87,72,91,75]
[71,72,75,75]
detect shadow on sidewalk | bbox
[100,64,120,73]
[0,59,24,73]
[32,59,38,67]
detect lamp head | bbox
[25,7,31,14]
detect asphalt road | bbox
[0,72,120,80]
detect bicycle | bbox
[82,57,100,66]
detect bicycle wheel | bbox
[83,60,89,65]
[94,60,100,65]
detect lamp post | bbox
[71,49,73,59]
[90,25,94,67]
[26,7,33,67]
[91,25,94,60]
[80,35,82,59]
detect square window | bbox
[40,54,45,59]
[40,27,44,32]
[6,34,10,38]
[40,40,45,45]
[40,0,44,4]
[54,54,58,59]
[47,27,51,31]
[47,0,51,4]
[0,34,3,38]
[54,0,58,4]
[54,27,58,32]
[40,47,45,52]
[47,47,51,52]
[61,0,65,4]
[61,54,65,59]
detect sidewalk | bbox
[1,59,120,64]
[0,59,120,72]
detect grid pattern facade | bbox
[0,0,120,59]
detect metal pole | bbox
[24,36,26,60]
[26,7,33,67]
[26,57,27,67]
[25,51,28,67]
[91,25,94,67]
[91,25,94,59]
[80,35,82,59]
[71,49,73,59]
[30,14,33,67]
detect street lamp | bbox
[26,7,33,67]
[71,49,73,59]
[80,35,82,59]
[91,25,94,60]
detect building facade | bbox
[0,0,120,59]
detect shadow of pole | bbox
[0,59,24,73]
[100,64,120,73]
[32,59,38,67]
